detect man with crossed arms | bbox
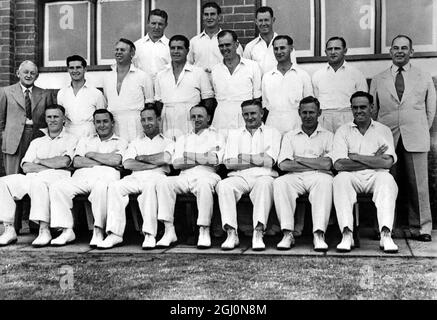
[99,104,174,250]
[0,104,76,247]
[156,105,225,249]
[49,109,127,247]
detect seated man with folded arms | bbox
[49,109,128,246]
[273,96,333,251]
[156,104,225,249]
[216,99,281,251]
[0,104,77,247]
[99,103,174,249]
[331,91,399,253]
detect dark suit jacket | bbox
[0,83,53,155]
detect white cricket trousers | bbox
[216,175,274,231]
[333,171,398,232]
[273,172,333,232]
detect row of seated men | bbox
[0,91,399,253]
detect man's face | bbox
[256,11,275,35]
[140,109,159,136]
[67,60,86,82]
[17,62,38,88]
[147,15,167,40]
[351,96,373,124]
[299,102,321,130]
[45,108,65,133]
[273,39,292,63]
[218,33,238,60]
[325,39,346,66]
[170,40,188,64]
[390,37,413,67]
[242,104,263,130]
[114,41,133,65]
[190,107,210,133]
[203,7,220,29]
[94,113,114,139]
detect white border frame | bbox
[44,1,91,67]
[381,0,437,53]
[151,0,201,34]
[97,0,146,65]
[321,0,375,55]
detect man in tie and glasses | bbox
[370,35,436,242]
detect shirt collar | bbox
[271,63,298,75]
[20,84,33,94]
[39,127,67,139]
[67,80,88,89]
[255,32,278,46]
[91,133,120,141]
[296,124,326,136]
[391,63,411,74]
[142,132,164,140]
[200,28,222,38]
[145,33,169,44]
[327,60,348,71]
[242,123,264,134]
[351,119,376,129]
[110,63,138,72]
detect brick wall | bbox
[0,0,16,87]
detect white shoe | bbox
[142,233,156,250]
[252,229,265,251]
[51,228,75,246]
[336,231,354,252]
[156,226,177,248]
[277,232,295,250]
[89,227,104,248]
[313,232,328,252]
[97,233,123,250]
[0,224,17,246]
[197,226,211,249]
[32,228,52,247]
[221,229,239,250]
[380,231,398,253]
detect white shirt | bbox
[330,120,397,174]
[123,133,174,175]
[173,126,225,176]
[103,64,154,114]
[211,57,262,102]
[312,61,368,110]
[262,64,313,112]
[21,128,77,168]
[390,63,412,89]
[243,33,297,74]
[187,29,244,72]
[224,124,281,178]
[133,34,171,81]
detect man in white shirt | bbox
[156,105,225,249]
[274,96,333,251]
[49,109,128,247]
[262,35,313,134]
[99,103,174,250]
[57,55,106,138]
[243,6,297,75]
[216,99,281,251]
[155,35,214,140]
[211,30,262,134]
[103,38,154,142]
[133,9,171,82]
[0,104,76,247]
[312,36,368,133]
[331,91,399,253]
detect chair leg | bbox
[130,201,141,233]
[294,202,305,237]
[83,201,94,231]
[353,202,360,248]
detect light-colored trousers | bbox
[273,172,333,232]
[106,172,164,237]
[319,109,353,133]
[333,171,398,232]
[216,175,274,231]
[157,172,221,226]
[0,170,71,224]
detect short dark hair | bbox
[45,104,65,115]
[117,38,136,52]
[350,91,373,104]
[190,104,211,117]
[93,109,114,122]
[169,35,190,50]
[391,34,413,48]
[217,29,238,42]
[273,35,293,46]
[141,102,161,118]
[148,9,168,23]
[299,96,320,110]
[202,2,221,15]
[241,99,262,110]
[66,55,87,68]
[256,6,274,18]
[326,36,347,49]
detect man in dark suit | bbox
[0,60,53,175]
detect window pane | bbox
[44,1,90,67]
[321,0,375,55]
[267,0,314,57]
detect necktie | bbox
[24,89,32,120]
[395,67,404,101]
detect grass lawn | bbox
[0,251,436,300]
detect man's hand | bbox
[374,144,388,156]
